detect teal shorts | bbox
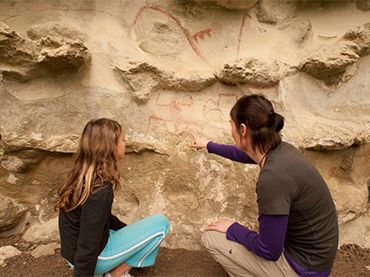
[68,214,170,275]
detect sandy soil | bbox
[0,235,369,276]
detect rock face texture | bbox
[0,195,27,232]
[218,59,295,87]
[257,0,297,24]
[357,0,370,10]
[301,40,360,85]
[0,0,369,250]
[0,246,21,267]
[0,22,90,81]
[114,61,215,103]
[302,23,370,85]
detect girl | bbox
[55,118,170,277]
[192,95,338,277]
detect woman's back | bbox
[258,142,338,271]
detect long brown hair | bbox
[55,118,122,212]
[230,94,284,153]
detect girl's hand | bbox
[190,132,209,149]
[206,219,234,233]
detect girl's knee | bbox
[151,214,170,234]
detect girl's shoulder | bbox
[91,180,113,194]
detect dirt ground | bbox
[0,235,369,277]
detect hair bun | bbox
[267,112,275,127]
[268,112,284,132]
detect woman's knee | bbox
[202,231,224,251]
[201,231,215,249]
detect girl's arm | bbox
[74,186,113,276]
[226,215,288,261]
[207,141,256,164]
[109,213,127,230]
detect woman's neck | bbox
[244,147,268,168]
[257,151,269,168]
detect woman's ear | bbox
[240,123,247,137]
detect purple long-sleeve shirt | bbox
[207,141,256,164]
[206,141,331,277]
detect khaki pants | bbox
[202,231,298,277]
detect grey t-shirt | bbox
[257,142,338,271]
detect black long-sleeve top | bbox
[58,182,126,277]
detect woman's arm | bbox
[207,141,255,164]
[74,186,113,276]
[190,133,255,164]
[226,215,289,261]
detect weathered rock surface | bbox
[114,151,260,249]
[0,22,35,66]
[1,156,24,172]
[1,149,44,172]
[0,0,369,250]
[0,246,21,267]
[0,22,90,81]
[356,0,370,10]
[204,0,259,10]
[22,218,59,243]
[218,58,295,87]
[340,208,370,248]
[30,242,60,258]
[302,40,360,85]
[343,23,370,57]
[282,56,370,151]
[302,23,370,85]
[115,61,215,103]
[6,173,19,185]
[136,19,187,58]
[257,0,297,24]
[279,19,312,45]
[303,145,369,225]
[27,22,87,41]
[125,129,170,154]
[0,194,27,232]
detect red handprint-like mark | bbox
[192,28,212,43]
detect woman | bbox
[55,118,170,277]
[192,95,338,276]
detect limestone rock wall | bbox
[0,0,369,250]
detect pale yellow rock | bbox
[207,0,259,10]
[218,58,295,87]
[30,242,60,258]
[0,194,27,232]
[0,245,22,266]
[302,40,360,85]
[257,0,297,24]
[27,22,87,41]
[22,218,59,243]
[0,0,369,250]
[0,22,90,81]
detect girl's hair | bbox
[55,118,122,212]
[230,94,284,153]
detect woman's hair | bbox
[55,118,122,212]
[230,94,284,153]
